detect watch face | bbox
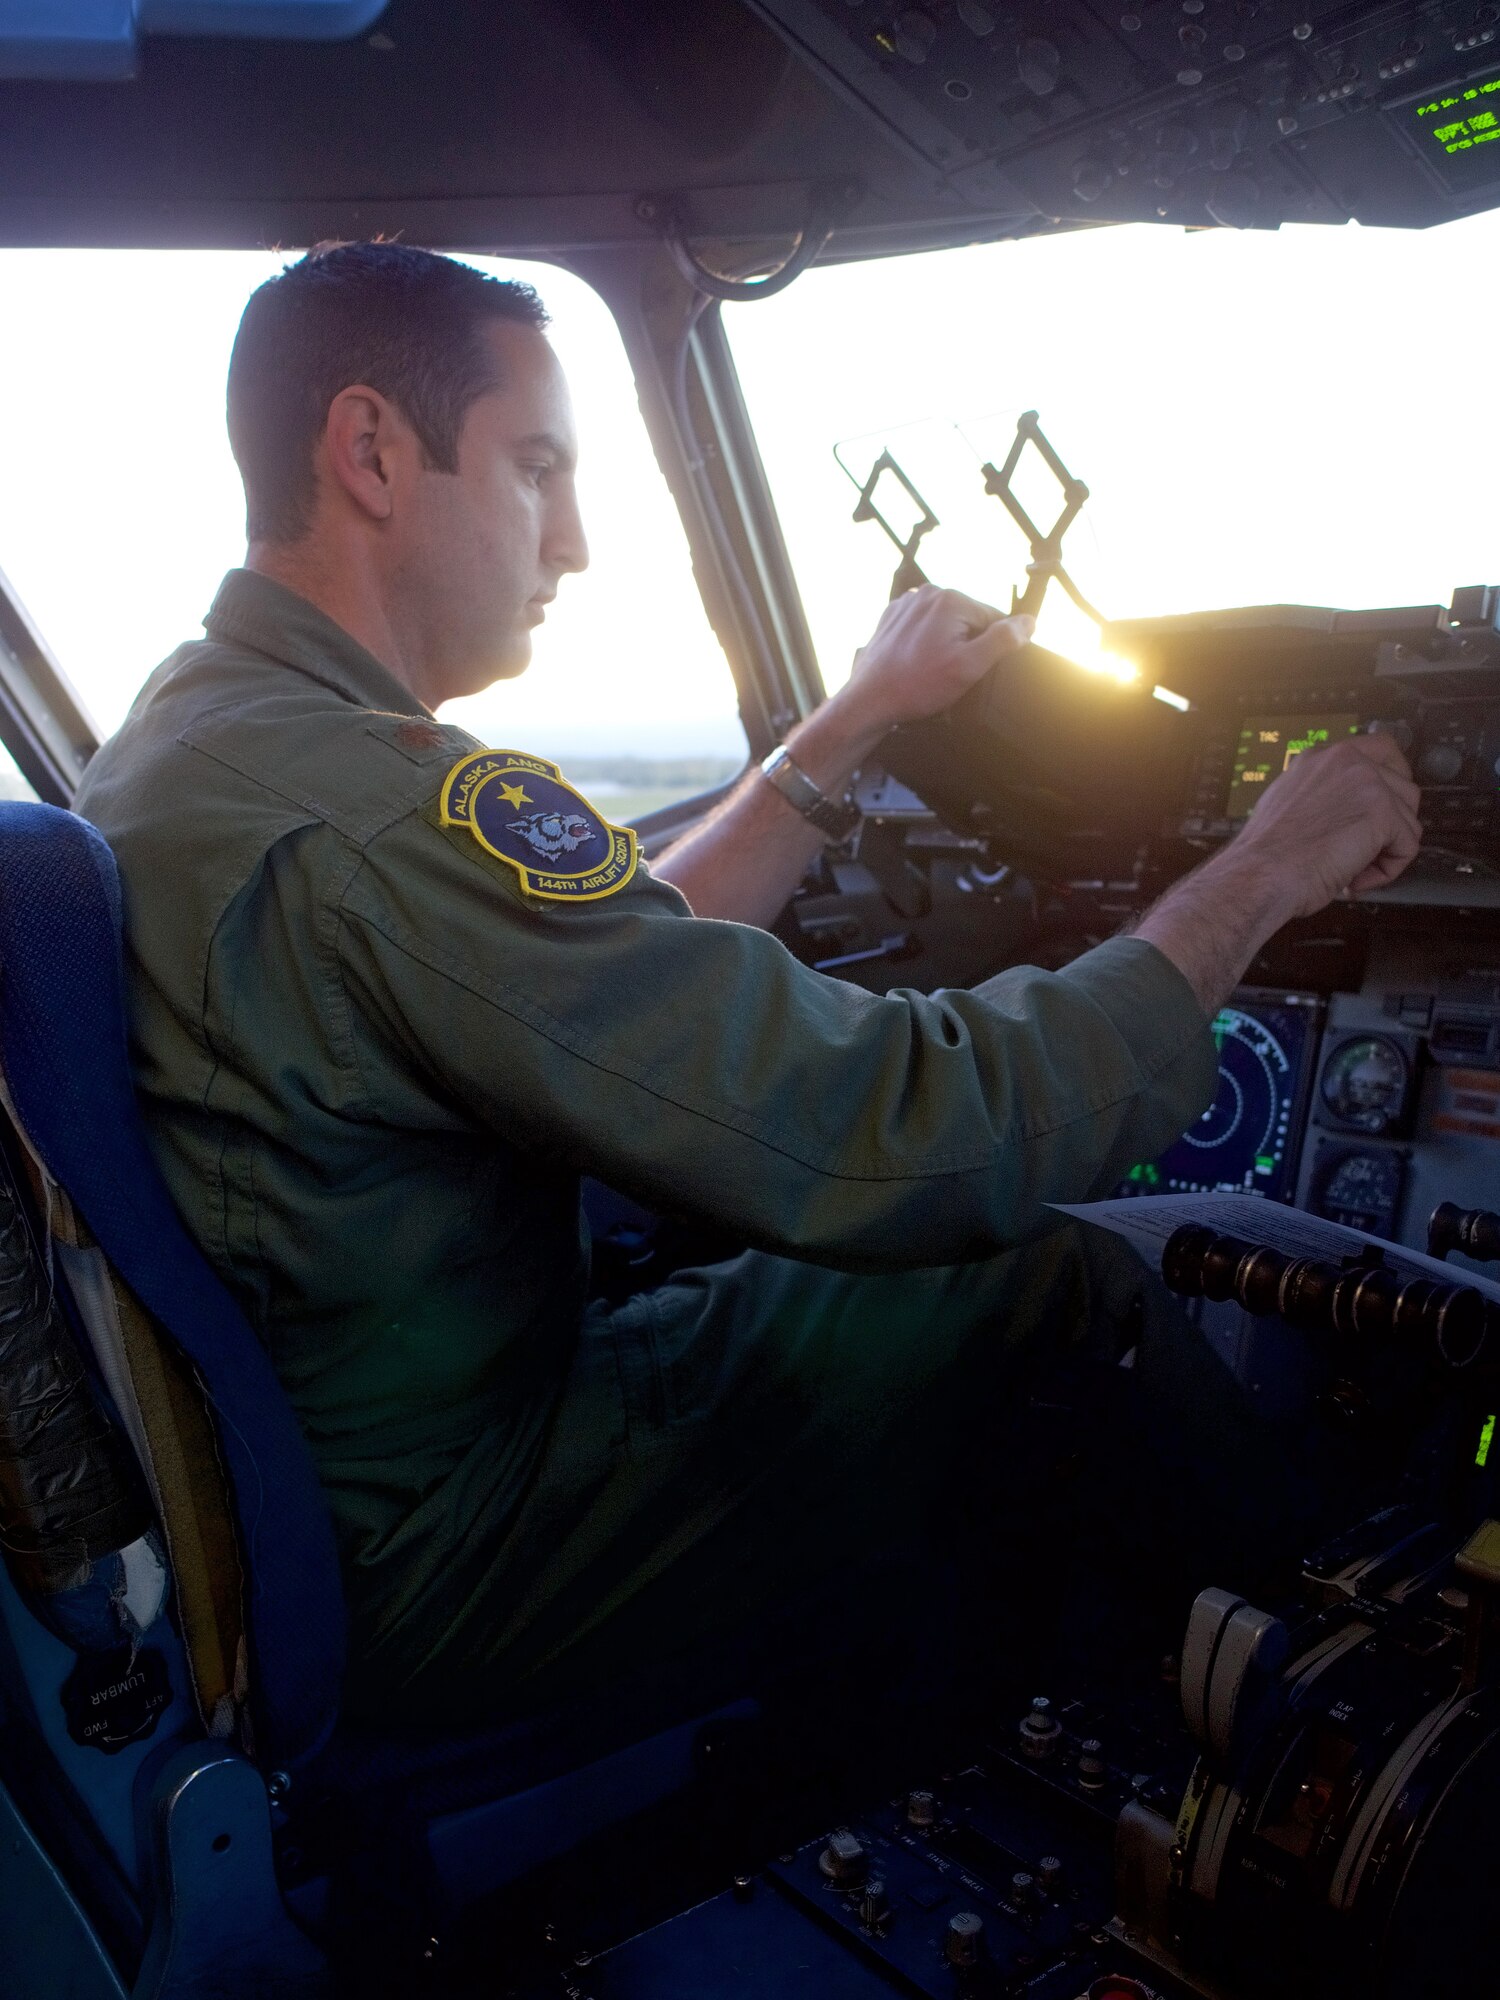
[763,748,858,838]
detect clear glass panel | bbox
[0,737,37,803]
[724,210,1500,695]
[0,250,743,820]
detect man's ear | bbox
[320,384,406,524]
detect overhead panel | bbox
[744,0,1500,228]
[0,0,1491,249]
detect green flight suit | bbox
[75,568,1223,1722]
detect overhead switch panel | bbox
[746,0,1500,229]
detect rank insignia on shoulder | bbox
[438,750,638,902]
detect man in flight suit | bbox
[75,245,1423,1724]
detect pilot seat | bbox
[0,799,760,1998]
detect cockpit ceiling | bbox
[0,0,1494,257]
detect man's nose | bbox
[546,489,589,576]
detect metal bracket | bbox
[131,1746,327,1999]
[980,410,1102,626]
[839,447,938,600]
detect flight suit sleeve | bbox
[334,808,1218,1270]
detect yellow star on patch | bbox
[496,782,532,809]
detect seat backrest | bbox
[0,800,345,1773]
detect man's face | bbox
[400,321,588,700]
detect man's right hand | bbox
[1135,731,1422,1017]
[1229,730,1423,915]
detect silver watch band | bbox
[759,745,860,840]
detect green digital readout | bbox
[1411,68,1500,183]
[1227,714,1360,821]
[1478,1412,1496,1469]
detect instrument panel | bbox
[1114,972,1499,1261]
[861,583,1500,899]
[745,3,1500,232]
[828,581,1500,1267]
[1119,992,1320,1201]
[1223,712,1361,822]
[1104,585,1500,876]
[1183,693,1500,854]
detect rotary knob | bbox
[1019,1696,1063,1759]
[946,1911,985,1966]
[1418,742,1464,784]
[818,1829,868,1887]
[1077,1738,1107,1788]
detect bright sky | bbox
[0,213,1495,766]
[726,206,1500,686]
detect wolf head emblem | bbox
[509,810,595,860]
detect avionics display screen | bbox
[1118,994,1321,1201]
[1409,68,1500,187]
[1226,714,1359,821]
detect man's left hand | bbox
[836,585,1035,743]
[654,587,1032,927]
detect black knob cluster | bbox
[1428,1202,1500,1265]
[1161,1224,1492,1370]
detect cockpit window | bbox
[0,251,743,819]
[0,739,36,805]
[724,210,1500,695]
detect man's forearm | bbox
[654,690,885,926]
[1132,847,1294,1017]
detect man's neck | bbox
[244,542,439,712]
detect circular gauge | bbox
[1314,1148,1405,1236]
[1319,1035,1410,1134]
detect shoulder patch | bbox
[437,749,638,903]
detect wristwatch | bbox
[759,745,861,841]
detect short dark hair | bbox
[227,242,550,543]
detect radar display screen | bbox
[1119,994,1320,1200]
[1226,714,1360,821]
[1408,67,1500,187]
